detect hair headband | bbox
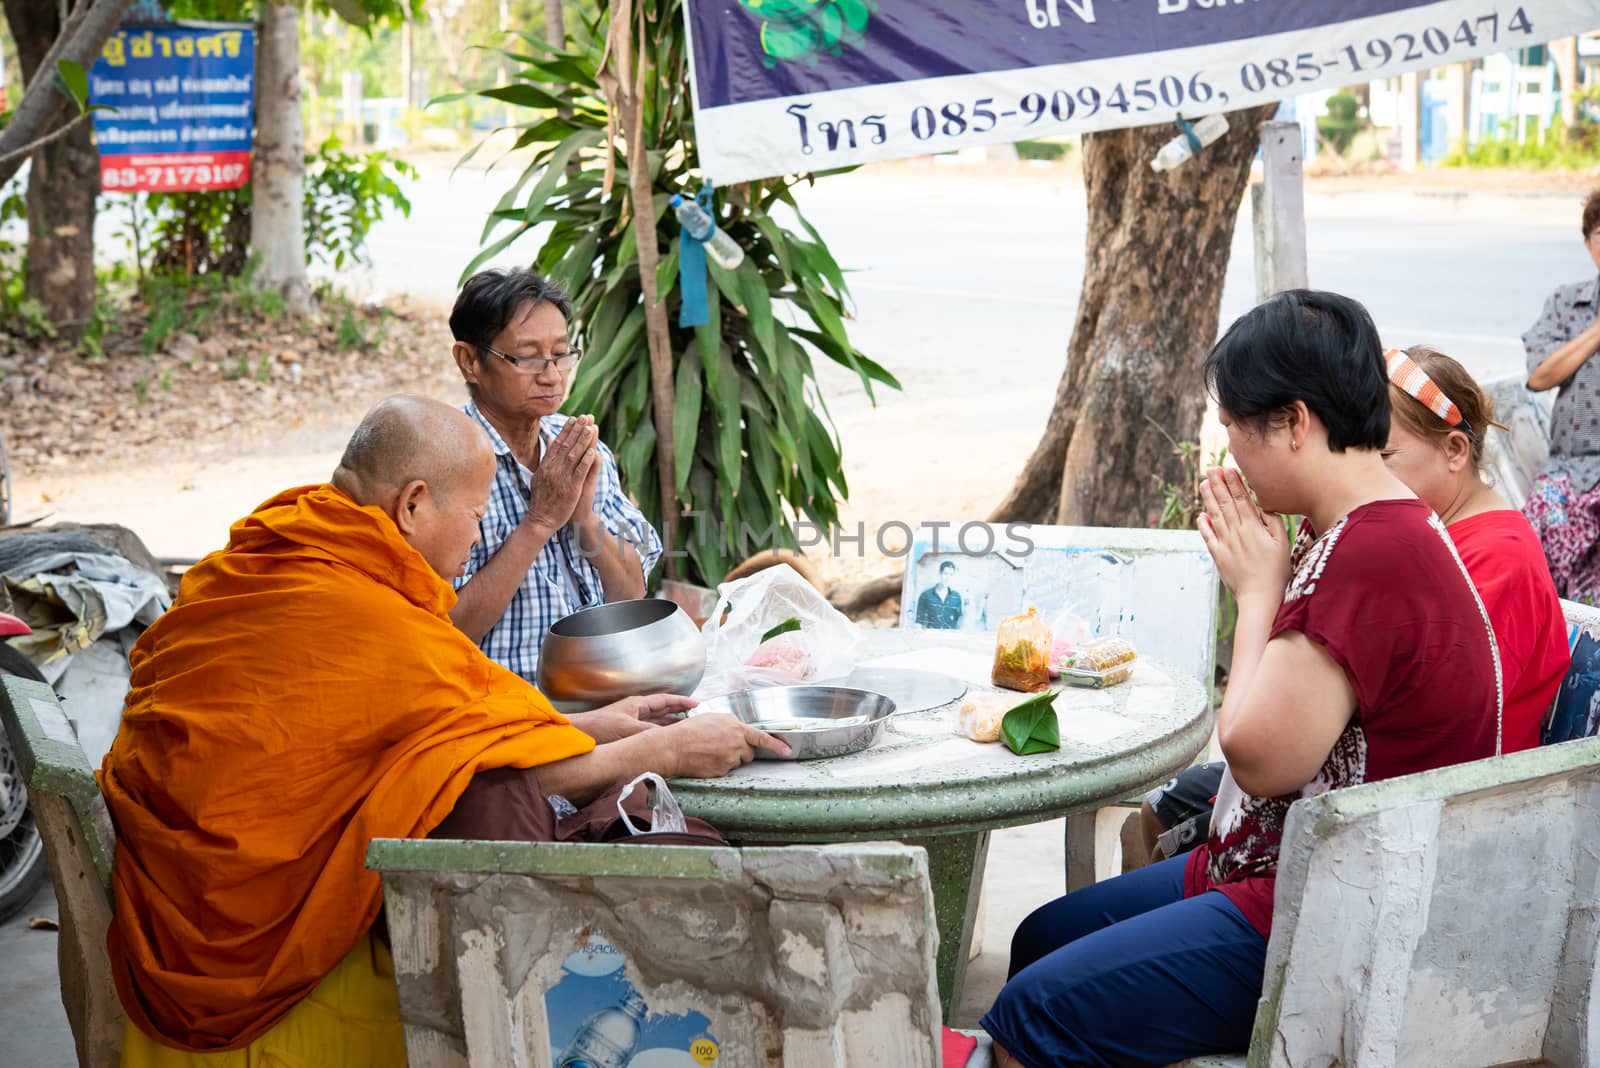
[1384,348,1473,438]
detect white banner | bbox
[682,1,1600,184]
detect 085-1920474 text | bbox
[781,6,1537,158]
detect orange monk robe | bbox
[98,484,595,1052]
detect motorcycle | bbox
[0,609,47,922]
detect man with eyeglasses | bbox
[447,268,663,689]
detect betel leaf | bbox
[1001,691,1061,756]
[760,617,802,643]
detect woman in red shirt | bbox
[981,291,1502,1068]
[1137,345,1571,864]
[1382,344,1569,752]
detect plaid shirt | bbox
[456,401,663,683]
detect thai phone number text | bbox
[786,7,1537,154]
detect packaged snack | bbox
[992,608,1053,693]
[957,695,1014,743]
[745,632,813,679]
[1057,637,1138,689]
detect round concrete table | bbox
[671,630,1212,1021]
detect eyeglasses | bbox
[478,342,583,375]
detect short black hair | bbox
[1583,187,1600,240]
[449,268,573,351]
[939,560,957,573]
[1204,289,1389,452]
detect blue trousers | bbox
[980,855,1267,1068]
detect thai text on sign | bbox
[90,24,255,193]
[681,0,1600,184]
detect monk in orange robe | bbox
[100,396,782,1062]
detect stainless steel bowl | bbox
[537,599,706,713]
[695,686,896,761]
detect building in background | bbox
[1292,32,1599,169]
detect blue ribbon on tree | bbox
[677,182,717,329]
[1174,114,1203,154]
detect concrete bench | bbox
[367,837,942,1067]
[1168,733,1600,1068]
[1160,601,1600,1068]
[0,672,122,1067]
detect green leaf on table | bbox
[1001,691,1061,756]
[760,617,802,643]
[55,60,90,114]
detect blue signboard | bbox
[90,24,255,193]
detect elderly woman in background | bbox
[447,268,662,682]
[1523,188,1600,604]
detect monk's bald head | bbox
[333,396,490,506]
[332,396,496,579]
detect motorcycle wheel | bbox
[0,643,49,922]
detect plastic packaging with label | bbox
[1056,637,1138,689]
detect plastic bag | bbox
[695,564,862,699]
[957,695,1014,743]
[616,772,688,835]
[992,607,1053,693]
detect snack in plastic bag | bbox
[957,695,1014,743]
[1057,637,1138,689]
[992,607,1053,693]
[745,632,813,678]
[695,564,862,700]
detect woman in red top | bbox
[1382,344,1569,752]
[981,291,1502,1068]
[1136,345,1571,864]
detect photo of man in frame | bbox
[915,559,964,630]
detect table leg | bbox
[1065,810,1099,892]
[903,829,990,1023]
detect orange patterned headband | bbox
[1384,348,1473,437]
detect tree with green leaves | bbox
[456,2,893,586]
[1,0,132,342]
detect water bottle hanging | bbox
[673,182,745,329]
[674,183,716,329]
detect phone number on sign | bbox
[784,6,1537,156]
[102,161,249,192]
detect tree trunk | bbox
[0,0,131,188]
[250,3,312,315]
[6,0,101,343]
[544,0,566,47]
[990,106,1276,528]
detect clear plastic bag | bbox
[992,607,1053,693]
[694,564,862,700]
[956,695,1013,743]
[616,772,688,835]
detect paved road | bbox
[348,159,1584,406]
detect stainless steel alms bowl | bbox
[537,599,707,714]
[695,686,896,761]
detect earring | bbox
[1291,441,1299,451]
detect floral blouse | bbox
[1524,273,1600,492]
